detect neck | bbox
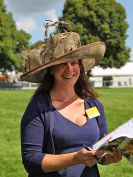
[50,85,78,102]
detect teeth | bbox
[63,75,74,79]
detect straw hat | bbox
[20,31,106,83]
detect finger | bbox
[84,157,96,166]
[107,148,121,163]
[116,148,122,161]
[113,147,122,162]
[112,148,118,162]
[96,150,105,158]
[87,157,98,167]
[84,149,97,155]
[104,152,114,164]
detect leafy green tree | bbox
[0,0,31,71]
[60,0,130,68]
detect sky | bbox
[5,0,66,44]
[4,0,133,65]
[116,0,133,48]
[5,0,133,49]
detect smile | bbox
[62,75,75,79]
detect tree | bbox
[60,0,130,68]
[0,0,31,71]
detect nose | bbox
[65,62,73,71]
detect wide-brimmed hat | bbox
[20,31,106,83]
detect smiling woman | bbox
[20,23,122,177]
[50,61,80,87]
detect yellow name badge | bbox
[85,107,100,119]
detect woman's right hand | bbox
[74,148,104,166]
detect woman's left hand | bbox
[100,147,122,165]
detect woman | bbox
[20,31,122,177]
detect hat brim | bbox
[20,41,106,83]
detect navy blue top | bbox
[53,105,100,177]
[21,92,108,177]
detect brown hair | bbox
[33,60,98,99]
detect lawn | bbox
[0,88,133,177]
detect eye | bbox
[61,63,67,67]
[71,61,79,66]
[58,63,67,69]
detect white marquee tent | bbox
[91,49,133,87]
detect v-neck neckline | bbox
[48,92,89,127]
[56,110,89,127]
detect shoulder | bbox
[86,98,104,110]
[25,91,52,113]
[93,99,104,110]
[21,92,51,126]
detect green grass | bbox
[0,88,133,177]
[98,88,133,131]
[97,88,133,177]
[0,90,34,177]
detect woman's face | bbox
[51,61,80,88]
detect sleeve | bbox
[21,97,46,174]
[95,100,108,139]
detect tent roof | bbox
[92,62,133,76]
[92,48,133,76]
